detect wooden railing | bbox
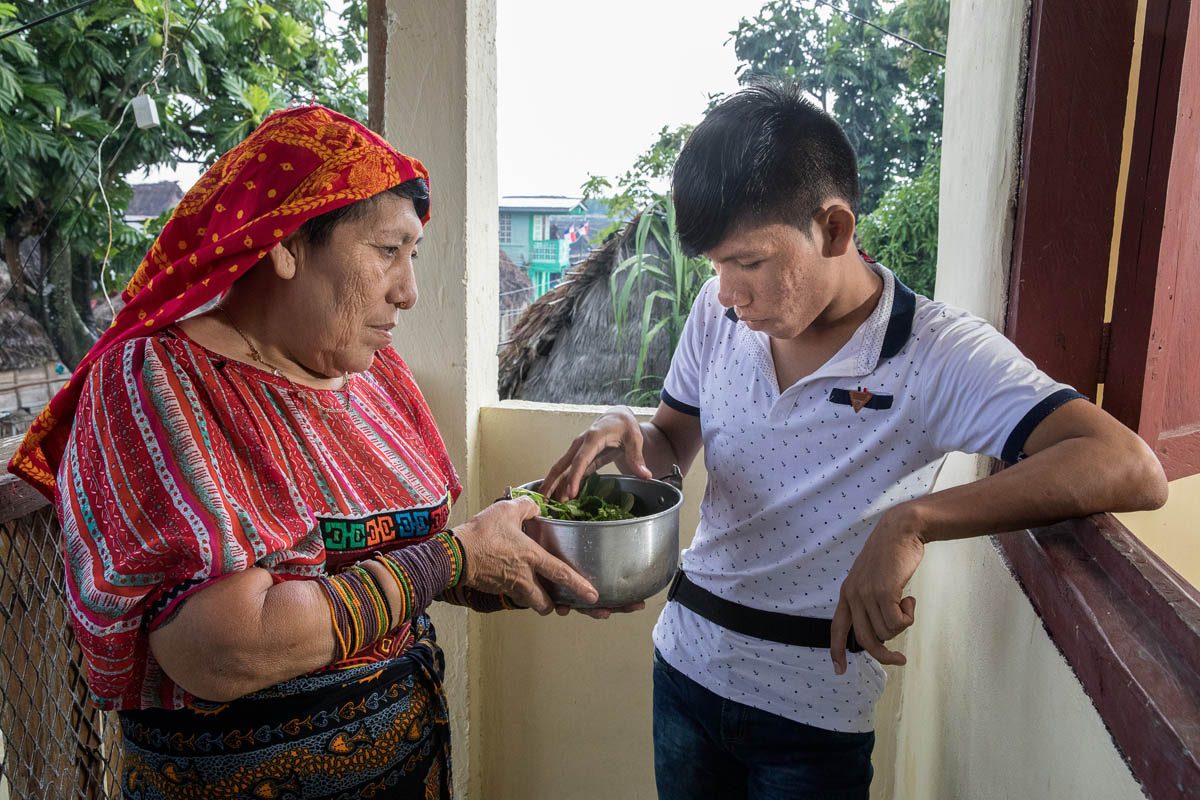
[0,363,69,417]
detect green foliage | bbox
[856,143,940,296]
[610,193,713,404]
[511,475,637,521]
[730,0,949,214]
[581,123,696,241]
[102,206,173,299]
[0,0,369,366]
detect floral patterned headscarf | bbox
[9,105,431,498]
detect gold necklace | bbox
[219,307,352,413]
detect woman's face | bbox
[273,192,424,376]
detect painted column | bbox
[371,0,498,795]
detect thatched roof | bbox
[497,217,677,405]
[0,305,55,371]
[0,267,56,371]
[499,248,533,311]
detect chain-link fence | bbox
[0,475,123,799]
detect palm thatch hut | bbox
[499,248,533,311]
[498,216,686,405]
[0,268,56,372]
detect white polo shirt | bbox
[654,262,1082,733]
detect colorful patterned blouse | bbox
[56,327,462,711]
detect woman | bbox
[8,106,596,799]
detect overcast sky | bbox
[142,0,769,196]
[496,0,767,198]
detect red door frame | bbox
[1000,1,1199,798]
[1105,0,1200,479]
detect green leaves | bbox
[610,193,714,404]
[856,142,940,297]
[582,123,693,239]
[20,82,67,110]
[0,0,370,368]
[731,0,948,215]
[511,475,638,521]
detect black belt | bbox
[667,570,863,653]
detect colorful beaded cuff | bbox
[316,564,393,661]
[436,530,465,588]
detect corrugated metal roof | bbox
[499,195,584,213]
[128,181,183,216]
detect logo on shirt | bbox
[318,497,451,552]
[829,387,893,413]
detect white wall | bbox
[475,403,701,800]
[379,1,498,795]
[473,403,906,799]
[888,1,1147,797]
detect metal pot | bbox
[516,469,683,608]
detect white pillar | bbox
[372,1,498,795]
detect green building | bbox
[499,196,585,296]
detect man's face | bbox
[705,219,835,340]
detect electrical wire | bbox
[0,0,100,42]
[3,0,215,312]
[812,0,945,59]
[96,0,173,319]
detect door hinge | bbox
[1097,322,1113,385]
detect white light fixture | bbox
[132,94,159,129]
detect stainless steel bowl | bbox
[517,473,682,608]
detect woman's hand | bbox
[540,406,654,501]
[554,601,645,619]
[454,498,598,614]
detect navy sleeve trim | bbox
[1001,388,1088,463]
[661,388,700,416]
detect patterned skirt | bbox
[118,615,451,800]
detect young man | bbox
[540,81,1167,799]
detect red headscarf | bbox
[8,105,430,498]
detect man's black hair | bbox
[298,178,430,246]
[672,81,860,257]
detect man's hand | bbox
[455,498,599,614]
[830,505,925,674]
[540,406,653,501]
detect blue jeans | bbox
[653,649,874,800]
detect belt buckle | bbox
[666,568,683,601]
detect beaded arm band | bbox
[439,586,525,612]
[316,565,392,662]
[315,531,466,662]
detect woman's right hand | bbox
[539,406,654,501]
[453,497,598,614]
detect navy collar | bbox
[879,276,916,362]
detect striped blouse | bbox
[56,327,463,711]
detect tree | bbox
[730,0,948,214]
[856,142,939,296]
[731,0,948,294]
[580,122,696,239]
[0,0,368,367]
